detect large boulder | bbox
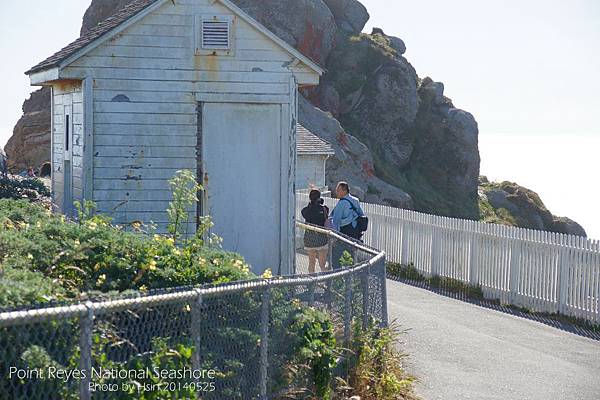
[322,0,370,33]
[4,88,51,173]
[299,96,413,208]
[231,0,337,65]
[324,29,419,176]
[480,179,587,236]
[408,77,481,219]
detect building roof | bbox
[297,124,335,156]
[26,0,157,75]
[26,0,324,76]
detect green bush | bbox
[0,198,253,308]
[345,321,418,400]
[0,176,50,201]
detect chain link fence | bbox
[0,223,386,399]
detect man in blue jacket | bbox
[331,182,365,240]
[331,182,365,269]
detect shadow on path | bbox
[388,275,600,342]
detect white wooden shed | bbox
[25,0,323,275]
[296,124,334,192]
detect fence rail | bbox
[297,194,600,324]
[0,223,386,399]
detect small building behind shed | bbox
[296,124,334,194]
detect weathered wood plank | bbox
[94,145,196,158]
[95,135,197,147]
[107,33,190,48]
[94,189,180,201]
[94,167,192,180]
[93,78,195,92]
[94,157,196,169]
[74,55,303,74]
[94,180,172,191]
[94,101,197,114]
[94,112,196,125]
[94,123,197,136]
[94,89,195,104]
[68,66,301,84]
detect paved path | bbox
[387,279,600,400]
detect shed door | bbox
[202,103,281,272]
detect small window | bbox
[202,20,230,50]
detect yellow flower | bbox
[153,234,162,242]
[74,239,80,247]
[139,285,148,292]
[261,269,273,279]
[166,238,175,246]
[27,254,34,260]
[147,259,157,271]
[172,248,181,256]
[96,274,106,286]
[87,221,97,230]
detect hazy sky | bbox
[0,1,598,236]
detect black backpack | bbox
[341,198,369,233]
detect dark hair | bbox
[309,189,322,204]
[337,182,350,194]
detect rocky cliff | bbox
[5,87,51,172]
[5,0,586,236]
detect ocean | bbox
[479,133,600,240]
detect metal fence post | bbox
[79,302,93,400]
[308,281,316,307]
[379,257,389,327]
[191,289,203,398]
[344,274,353,346]
[328,235,334,271]
[361,269,370,330]
[259,287,271,400]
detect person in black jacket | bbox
[301,190,330,273]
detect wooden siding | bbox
[296,155,327,190]
[52,82,83,212]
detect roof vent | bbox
[202,20,230,50]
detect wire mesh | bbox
[0,223,386,399]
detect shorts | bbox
[305,244,329,252]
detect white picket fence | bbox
[296,194,600,324]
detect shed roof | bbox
[26,0,324,76]
[297,124,335,156]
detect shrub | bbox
[345,321,418,400]
[0,198,253,308]
[0,176,50,201]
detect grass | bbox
[387,263,484,299]
[387,263,600,335]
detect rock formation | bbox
[479,178,586,236]
[4,88,51,172]
[4,0,587,235]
